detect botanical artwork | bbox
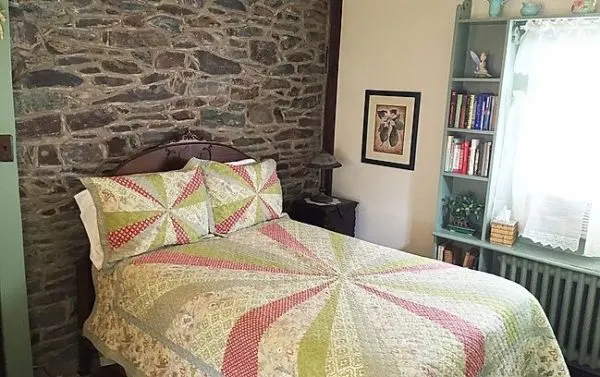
[373,104,406,155]
[572,0,597,13]
[362,90,421,171]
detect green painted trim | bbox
[0,1,34,375]
[433,0,474,258]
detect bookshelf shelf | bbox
[433,229,482,246]
[446,128,495,136]
[442,172,489,182]
[451,77,501,83]
[457,18,509,25]
[433,229,600,278]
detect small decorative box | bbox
[490,220,518,247]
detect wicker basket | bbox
[490,220,518,247]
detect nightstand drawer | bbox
[289,197,358,237]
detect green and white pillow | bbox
[81,168,210,268]
[201,159,283,235]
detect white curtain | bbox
[495,18,600,256]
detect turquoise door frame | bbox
[0,1,34,376]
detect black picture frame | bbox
[361,90,421,171]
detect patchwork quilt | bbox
[85,218,569,377]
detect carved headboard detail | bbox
[112,136,253,176]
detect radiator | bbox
[497,254,600,370]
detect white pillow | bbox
[227,158,256,166]
[75,157,257,270]
[74,190,104,270]
[184,157,256,170]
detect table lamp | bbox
[307,151,342,203]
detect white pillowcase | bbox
[75,157,256,270]
[183,157,256,170]
[226,158,256,166]
[74,190,104,270]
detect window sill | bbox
[434,229,600,277]
[491,239,600,277]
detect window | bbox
[491,18,600,257]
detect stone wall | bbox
[9,0,328,368]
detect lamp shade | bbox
[307,151,342,169]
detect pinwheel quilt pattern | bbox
[201,159,283,234]
[84,218,568,377]
[81,168,210,268]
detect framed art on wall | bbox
[361,90,421,170]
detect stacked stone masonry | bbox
[10,0,329,370]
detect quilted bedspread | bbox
[85,217,569,377]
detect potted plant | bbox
[442,192,485,236]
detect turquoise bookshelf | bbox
[433,0,600,275]
[433,0,516,271]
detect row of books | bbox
[436,242,479,269]
[448,91,497,131]
[444,137,492,177]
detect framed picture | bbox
[361,90,421,170]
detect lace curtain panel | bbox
[493,18,600,256]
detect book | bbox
[466,95,476,129]
[448,90,458,127]
[483,95,492,130]
[445,136,453,172]
[444,137,490,177]
[437,245,443,260]
[473,95,480,130]
[481,142,493,177]
[458,95,468,128]
[490,96,498,131]
[451,139,462,173]
[473,145,481,176]
[436,241,452,261]
[480,143,487,177]
[468,139,480,175]
[462,248,479,269]
[479,94,487,130]
[454,94,464,128]
[446,92,498,131]
[461,140,470,175]
[443,248,456,264]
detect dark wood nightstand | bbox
[90,365,127,377]
[289,197,358,237]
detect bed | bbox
[77,137,569,377]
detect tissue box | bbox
[490,220,518,247]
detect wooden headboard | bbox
[77,138,252,376]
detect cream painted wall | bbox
[332,0,576,257]
[332,0,456,256]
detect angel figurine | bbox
[470,51,492,78]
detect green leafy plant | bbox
[442,192,484,230]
